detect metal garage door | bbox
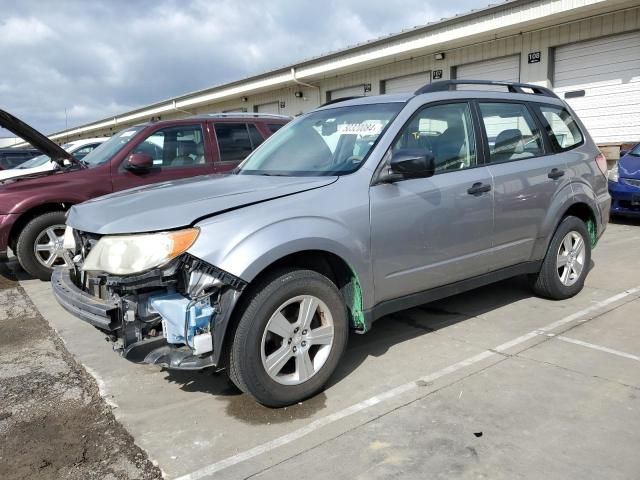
[327,85,365,101]
[455,55,520,84]
[255,102,280,114]
[554,31,640,144]
[383,72,430,94]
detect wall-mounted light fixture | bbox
[294,91,304,98]
[435,52,445,60]
[241,96,248,102]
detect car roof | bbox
[64,137,109,146]
[0,147,40,153]
[316,80,565,111]
[132,112,291,128]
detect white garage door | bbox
[384,72,430,94]
[255,102,280,114]
[554,31,640,144]
[327,85,365,101]
[455,55,520,86]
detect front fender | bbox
[189,215,374,308]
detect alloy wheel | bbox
[33,224,73,269]
[260,295,335,386]
[556,230,586,287]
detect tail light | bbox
[595,152,608,176]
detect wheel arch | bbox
[533,198,598,261]
[241,248,366,332]
[8,202,73,251]
[214,248,368,369]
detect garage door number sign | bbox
[528,51,541,64]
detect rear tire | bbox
[16,211,71,281]
[229,269,348,407]
[530,215,591,300]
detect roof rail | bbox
[200,112,291,120]
[414,80,559,99]
[319,96,365,108]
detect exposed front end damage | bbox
[51,231,246,370]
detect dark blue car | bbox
[609,143,640,217]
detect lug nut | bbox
[301,341,307,347]
[302,329,307,335]
[293,346,297,353]
[287,338,292,344]
[294,327,299,333]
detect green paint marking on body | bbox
[587,217,597,247]
[350,269,366,332]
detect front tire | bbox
[16,211,73,281]
[229,269,348,407]
[530,215,591,300]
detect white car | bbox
[0,137,108,181]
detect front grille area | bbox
[622,178,640,188]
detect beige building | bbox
[45,0,640,158]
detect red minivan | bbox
[0,109,289,280]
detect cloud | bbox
[0,0,480,135]
[0,16,55,46]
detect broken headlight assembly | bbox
[81,228,200,275]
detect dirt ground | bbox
[0,268,162,480]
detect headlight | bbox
[608,163,619,182]
[82,228,199,275]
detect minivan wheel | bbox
[530,215,591,300]
[16,211,73,281]
[228,269,348,407]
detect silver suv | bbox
[53,80,610,407]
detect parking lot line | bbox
[175,286,640,480]
[553,336,640,362]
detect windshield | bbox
[82,127,144,167]
[16,154,52,169]
[629,144,640,157]
[237,103,403,176]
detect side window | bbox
[392,102,476,173]
[536,104,583,151]
[214,123,253,162]
[478,103,544,163]
[73,144,100,160]
[266,123,284,134]
[132,125,205,168]
[4,153,30,168]
[247,124,265,149]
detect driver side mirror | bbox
[380,151,436,183]
[619,150,628,158]
[125,153,153,172]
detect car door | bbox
[477,101,571,269]
[212,122,265,173]
[369,101,494,304]
[111,122,215,191]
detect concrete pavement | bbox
[17,219,640,479]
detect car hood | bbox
[619,154,640,179]
[0,109,72,165]
[66,174,339,234]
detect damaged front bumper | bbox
[51,255,245,370]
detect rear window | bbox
[214,123,253,162]
[266,123,285,134]
[536,105,583,151]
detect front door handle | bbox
[467,182,492,195]
[548,168,565,180]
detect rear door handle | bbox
[548,168,565,180]
[467,182,492,195]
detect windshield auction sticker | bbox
[337,121,383,135]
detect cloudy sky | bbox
[0,0,481,136]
